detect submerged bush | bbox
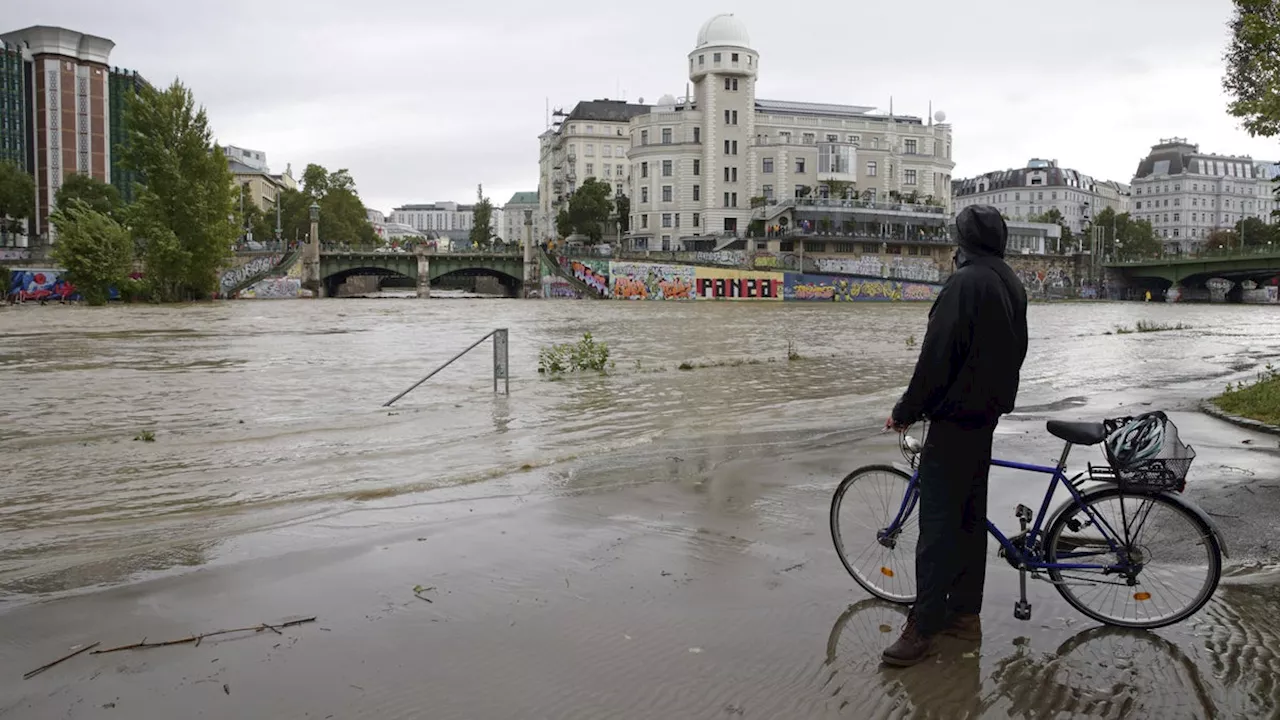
[538,332,613,376]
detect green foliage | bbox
[55,173,123,220]
[1216,363,1280,425]
[235,182,276,244]
[537,332,613,376]
[286,164,376,246]
[615,193,631,233]
[49,201,134,305]
[469,184,495,248]
[118,79,237,300]
[133,430,156,442]
[0,160,34,238]
[824,178,856,200]
[561,178,614,243]
[1089,207,1162,260]
[555,208,573,238]
[1113,321,1191,335]
[786,339,802,361]
[1224,1,1280,138]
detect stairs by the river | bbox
[225,249,302,298]
[540,248,607,299]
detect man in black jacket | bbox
[881,204,1029,667]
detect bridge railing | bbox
[1108,245,1280,265]
[383,329,509,406]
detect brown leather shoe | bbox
[882,614,935,667]
[942,613,982,641]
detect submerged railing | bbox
[383,328,509,406]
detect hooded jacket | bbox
[891,205,1029,429]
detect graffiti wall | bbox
[831,276,941,302]
[562,258,610,297]
[540,257,581,299]
[749,251,819,273]
[694,250,745,267]
[693,267,783,300]
[784,273,837,301]
[815,256,943,283]
[7,268,78,302]
[239,277,302,299]
[220,254,282,294]
[0,248,30,261]
[608,261,695,300]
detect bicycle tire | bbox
[830,464,918,603]
[1043,486,1222,629]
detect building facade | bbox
[502,190,538,245]
[223,145,268,173]
[953,158,1127,235]
[538,99,648,243]
[1129,138,1275,253]
[389,201,502,244]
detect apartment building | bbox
[952,159,1128,234]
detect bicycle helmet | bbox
[1105,414,1165,468]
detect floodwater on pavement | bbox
[2,298,1279,718]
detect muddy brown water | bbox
[1,299,1279,718]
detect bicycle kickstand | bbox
[1014,566,1032,621]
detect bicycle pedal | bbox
[1014,600,1032,621]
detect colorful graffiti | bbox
[7,268,78,302]
[784,273,837,301]
[749,251,818,273]
[239,277,302,299]
[693,267,783,300]
[694,250,745,266]
[608,261,695,300]
[540,257,581,299]
[562,258,610,297]
[832,277,941,302]
[220,254,282,294]
[1014,265,1074,296]
[816,256,943,283]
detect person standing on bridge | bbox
[881,204,1029,667]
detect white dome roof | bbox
[696,13,750,49]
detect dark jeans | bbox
[914,419,995,637]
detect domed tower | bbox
[689,14,757,236]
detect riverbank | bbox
[1208,369,1280,430]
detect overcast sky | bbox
[10,0,1275,213]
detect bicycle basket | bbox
[1095,412,1196,492]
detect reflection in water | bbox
[824,584,1280,719]
[2,300,1279,597]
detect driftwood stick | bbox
[91,617,316,656]
[24,641,101,680]
[259,623,283,635]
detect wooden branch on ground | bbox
[24,642,101,680]
[91,617,316,656]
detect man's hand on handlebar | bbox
[884,416,911,433]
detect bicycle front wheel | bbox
[830,464,918,603]
[1044,486,1222,629]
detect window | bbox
[585,125,594,134]
[641,162,649,178]
[1050,191,1057,199]
[731,53,739,62]
[569,144,576,156]
[723,77,739,91]
[794,184,805,198]
[662,185,672,202]
[693,159,700,175]
[1173,212,1180,222]
[693,185,700,201]
[732,140,738,154]
[731,192,738,207]
[662,160,672,176]
[616,164,623,176]
[661,128,672,144]
[662,213,672,228]
[713,52,721,63]
[732,110,738,125]
[640,130,648,146]
[641,214,649,228]
[699,54,704,66]
[724,167,731,181]
[603,165,611,177]
[867,161,877,177]
[585,163,594,176]
[724,140,731,154]
[762,184,773,199]
[904,169,917,185]
[763,158,774,173]
[732,167,738,182]
[724,192,730,206]
[603,145,612,158]
[827,134,838,142]
[641,187,649,203]
[693,127,700,143]
[724,110,730,124]
[779,131,791,143]
[1014,192,1020,201]
[803,133,815,144]
[693,212,700,227]
[585,144,595,156]
[616,183,623,195]
[674,213,680,228]
[795,158,806,173]
[849,134,860,145]
[904,139,917,154]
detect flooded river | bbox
[2,299,1279,599]
[3,298,1280,719]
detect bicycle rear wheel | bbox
[1044,486,1222,629]
[830,464,918,603]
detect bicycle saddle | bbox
[1046,420,1107,446]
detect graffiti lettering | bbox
[793,283,835,300]
[566,258,610,296]
[694,250,745,267]
[609,261,695,300]
[220,255,281,293]
[240,277,301,299]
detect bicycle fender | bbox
[1068,486,1230,560]
[1154,491,1230,559]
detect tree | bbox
[119,79,238,300]
[1032,207,1076,253]
[55,173,122,220]
[1115,215,1162,260]
[615,193,631,233]
[234,182,275,245]
[555,208,572,239]
[1224,0,1280,138]
[49,201,133,305]
[824,178,856,199]
[1234,215,1278,246]
[563,178,614,243]
[287,165,377,247]
[469,184,494,248]
[0,161,34,241]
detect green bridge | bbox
[1105,250,1280,295]
[319,250,527,297]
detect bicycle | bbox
[830,414,1228,629]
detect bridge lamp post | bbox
[309,202,320,248]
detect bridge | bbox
[1105,250,1280,298]
[318,250,528,297]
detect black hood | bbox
[955,205,1008,259]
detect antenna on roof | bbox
[889,96,894,119]
[928,100,932,126]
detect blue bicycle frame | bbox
[878,450,1135,573]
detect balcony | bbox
[794,197,947,216]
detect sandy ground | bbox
[2,400,1279,719]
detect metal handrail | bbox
[383,328,509,406]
